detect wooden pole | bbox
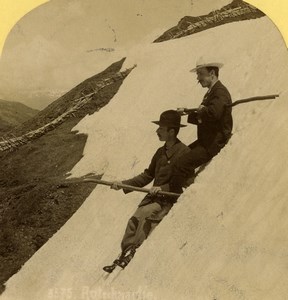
[180,94,279,114]
[227,94,279,107]
[83,178,181,197]
[67,177,181,197]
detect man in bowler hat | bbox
[103,110,190,272]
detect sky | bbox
[0,0,231,109]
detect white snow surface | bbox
[2,17,288,300]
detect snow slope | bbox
[2,16,288,300]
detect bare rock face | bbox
[154,0,265,42]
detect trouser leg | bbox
[169,143,211,194]
[120,216,139,254]
[147,201,173,234]
[120,202,162,253]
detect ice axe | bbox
[177,94,279,114]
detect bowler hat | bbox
[152,110,186,127]
[190,56,224,72]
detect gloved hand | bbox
[176,107,188,116]
[111,181,123,190]
[149,186,162,195]
[197,104,205,112]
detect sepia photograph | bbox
[0,0,287,299]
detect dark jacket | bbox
[187,80,233,156]
[122,139,190,206]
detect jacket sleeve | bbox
[198,90,229,122]
[121,150,158,194]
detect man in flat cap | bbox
[103,110,190,272]
[170,57,233,194]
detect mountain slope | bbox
[0,57,133,293]
[0,100,38,136]
[1,16,288,300]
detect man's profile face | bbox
[196,67,213,87]
[156,126,170,141]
